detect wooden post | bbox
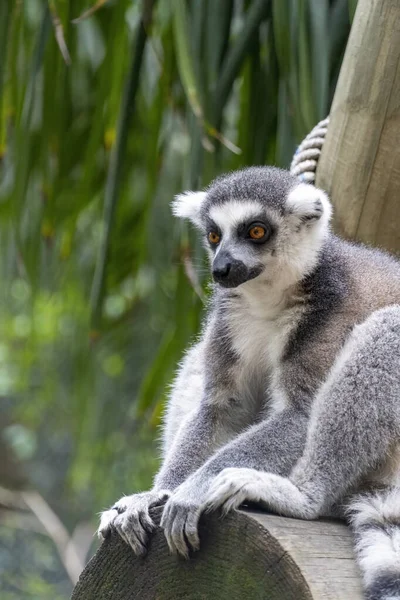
[316,0,400,253]
[71,507,363,600]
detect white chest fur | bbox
[226,284,306,410]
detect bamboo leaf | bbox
[297,0,316,132]
[276,79,295,166]
[172,0,204,119]
[329,0,350,71]
[0,2,12,101]
[308,0,329,119]
[47,0,71,65]
[13,5,51,283]
[272,0,292,75]
[0,1,12,156]
[90,0,156,329]
[72,0,111,23]
[206,0,234,92]
[134,326,176,416]
[79,0,128,197]
[214,0,271,127]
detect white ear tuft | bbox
[171,191,207,227]
[287,183,332,225]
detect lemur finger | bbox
[161,504,178,553]
[159,501,173,530]
[113,520,131,547]
[150,490,171,507]
[115,514,148,556]
[221,493,243,515]
[139,509,156,533]
[97,508,118,539]
[123,529,148,556]
[205,474,241,512]
[184,510,201,552]
[204,487,228,512]
[170,513,190,559]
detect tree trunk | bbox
[316,0,400,253]
[71,507,363,600]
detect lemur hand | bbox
[98,489,170,556]
[160,478,209,558]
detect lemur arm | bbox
[154,402,234,491]
[97,334,247,554]
[160,406,308,556]
[205,307,400,521]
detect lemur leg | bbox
[206,306,400,520]
[160,407,308,556]
[348,488,400,600]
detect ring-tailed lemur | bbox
[99,166,400,600]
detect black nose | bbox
[212,261,231,280]
[212,251,233,281]
[212,251,250,288]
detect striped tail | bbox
[349,488,400,600]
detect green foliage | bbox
[0,0,355,596]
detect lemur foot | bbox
[205,467,268,515]
[205,468,318,520]
[98,489,170,556]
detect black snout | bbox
[213,260,231,280]
[212,251,251,288]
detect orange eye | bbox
[208,231,220,244]
[249,225,266,240]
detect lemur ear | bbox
[287,183,332,226]
[171,191,207,228]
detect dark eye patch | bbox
[204,219,221,249]
[236,221,249,236]
[204,218,220,234]
[236,217,274,245]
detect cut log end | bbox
[71,508,363,600]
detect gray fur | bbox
[98,167,400,596]
[201,166,295,216]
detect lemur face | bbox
[202,200,274,288]
[172,167,332,290]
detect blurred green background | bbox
[0,0,356,597]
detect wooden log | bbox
[71,507,363,599]
[316,0,400,253]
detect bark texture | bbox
[316,0,400,253]
[71,508,363,600]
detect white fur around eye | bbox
[171,191,208,227]
[287,183,332,226]
[209,201,264,234]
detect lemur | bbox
[99,167,400,600]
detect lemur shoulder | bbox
[100,167,400,600]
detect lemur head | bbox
[172,167,332,290]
